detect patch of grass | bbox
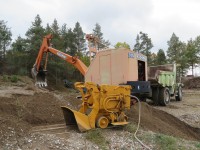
[123,123,137,133]
[10,75,19,83]
[196,142,200,148]
[2,74,9,82]
[2,74,19,83]
[155,134,177,150]
[85,129,108,150]
[138,131,155,144]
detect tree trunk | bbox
[3,41,6,60]
[192,64,194,76]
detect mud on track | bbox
[127,102,200,141]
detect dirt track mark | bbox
[32,124,67,133]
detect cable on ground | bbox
[130,95,152,150]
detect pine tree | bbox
[25,14,45,70]
[51,19,63,50]
[25,14,45,52]
[134,34,140,52]
[150,53,157,65]
[0,20,12,60]
[185,39,199,75]
[11,36,27,52]
[60,24,68,51]
[7,36,28,75]
[167,33,188,77]
[156,49,166,65]
[133,31,153,64]
[93,23,110,50]
[73,22,86,55]
[167,33,181,63]
[67,29,76,56]
[45,23,52,35]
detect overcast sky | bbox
[1,0,200,53]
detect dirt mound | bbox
[0,91,74,147]
[0,76,81,148]
[182,76,200,89]
[25,93,66,124]
[0,93,68,125]
[127,102,200,141]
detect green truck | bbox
[148,64,182,106]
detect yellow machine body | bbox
[61,82,131,132]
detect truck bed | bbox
[148,64,176,87]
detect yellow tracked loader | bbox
[61,82,131,132]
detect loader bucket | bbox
[61,106,92,132]
[31,67,47,87]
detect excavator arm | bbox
[31,34,88,87]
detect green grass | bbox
[2,74,19,83]
[123,123,137,133]
[2,74,9,82]
[10,75,19,82]
[155,134,177,150]
[196,143,200,149]
[85,129,109,150]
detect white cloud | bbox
[1,0,200,53]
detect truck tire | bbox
[175,86,182,101]
[152,87,159,105]
[159,87,170,106]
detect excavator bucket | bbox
[61,106,92,132]
[31,67,47,87]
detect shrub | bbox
[10,75,18,82]
[2,74,9,82]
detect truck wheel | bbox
[159,87,170,106]
[152,87,159,105]
[175,86,182,101]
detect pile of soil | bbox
[0,93,66,125]
[182,76,200,89]
[0,75,81,148]
[0,92,66,147]
[127,102,200,141]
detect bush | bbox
[2,74,9,82]
[196,143,200,148]
[10,75,18,82]
[2,74,19,83]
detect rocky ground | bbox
[155,89,200,129]
[0,76,200,150]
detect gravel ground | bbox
[155,90,200,128]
